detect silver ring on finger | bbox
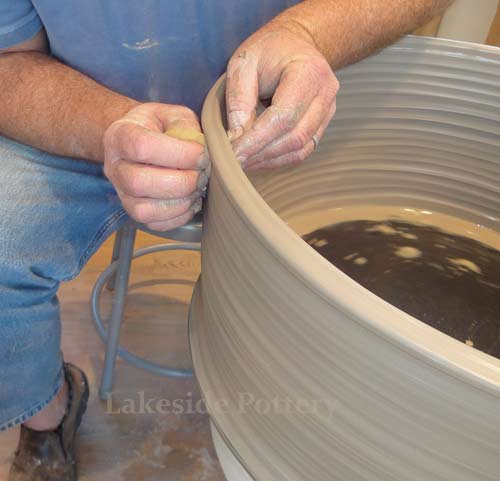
[312,134,319,150]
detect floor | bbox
[0,230,226,481]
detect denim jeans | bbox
[0,135,127,431]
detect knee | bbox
[0,228,60,311]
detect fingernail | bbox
[198,147,210,169]
[192,197,203,214]
[227,125,243,142]
[197,171,209,191]
[228,111,252,132]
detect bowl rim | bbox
[201,35,500,393]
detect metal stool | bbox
[91,213,202,400]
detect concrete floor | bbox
[0,230,225,481]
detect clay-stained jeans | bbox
[0,135,126,430]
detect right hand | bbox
[103,103,209,231]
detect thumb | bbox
[226,51,259,141]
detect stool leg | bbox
[99,220,137,400]
[106,227,124,291]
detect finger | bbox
[242,96,336,168]
[145,205,199,232]
[245,102,334,171]
[246,138,316,171]
[232,65,318,162]
[118,191,200,225]
[226,50,259,138]
[164,126,209,169]
[106,160,208,199]
[105,121,206,170]
[125,103,202,134]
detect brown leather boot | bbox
[9,363,89,481]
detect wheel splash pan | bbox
[191,36,500,481]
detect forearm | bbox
[0,51,138,162]
[272,0,453,69]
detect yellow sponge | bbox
[165,127,205,146]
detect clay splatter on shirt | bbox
[122,38,161,50]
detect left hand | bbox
[226,23,339,170]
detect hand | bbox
[103,103,209,231]
[226,23,339,170]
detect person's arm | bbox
[227,0,453,169]
[0,29,207,231]
[277,0,452,70]
[0,29,138,161]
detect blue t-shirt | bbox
[0,1,298,113]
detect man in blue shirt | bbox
[0,0,451,479]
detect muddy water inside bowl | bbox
[289,206,500,359]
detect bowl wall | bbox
[192,36,500,481]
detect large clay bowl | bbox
[191,36,500,481]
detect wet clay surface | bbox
[304,220,500,358]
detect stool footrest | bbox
[91,241,200,400]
